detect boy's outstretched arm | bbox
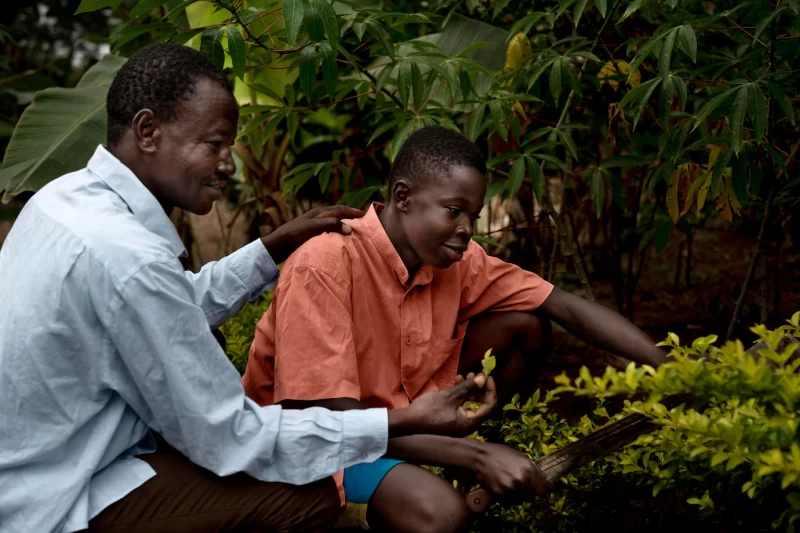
[538,287,669,367]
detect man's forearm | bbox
[280,398,484,466]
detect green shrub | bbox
[222,300,800,531]
[220,292,271,374]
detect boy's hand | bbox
[260,206,365,264]
[387,374,497,437]
[473,442,549,496]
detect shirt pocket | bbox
[428,321,467,386]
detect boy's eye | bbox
[447,207,461,218]
[207,141,223,149]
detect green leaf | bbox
[674,76,688,109]
[200,27,225,69]
[730,85,748,154]
[659,28,677,85]
[754,7,786,43]
[287,110,298,138]
[692,87,739,131]
[459,70,472,101]
[0,56,129,199]
[619,0,642,22]
[590,169,604,215]
[338,185,383,209]
[321,44,338,99]
[595,0,608,17]
[128,0,168,20]
[75,0,120,14]
[298,46,317,102]
[223,26,246,80]
[391,119,419,162]
[283,0,304,45]
[527,157,545,202]
[467,104,485,142]
[628,33,667,78]
[765,81,794,126]
[368,23,395,61]
[305,0,324,41]
[313,0,339,54]
[507,157,526,198]
[549,59,563,104]
[368,119,400,146]
[397,61,412,111]
[111,23,172,53]
[748,84,768,142]
[489,100,508,142]
[789,493,800,511]
[573,0,591,27]
[655,220,671,252]
[472,235,502,247]
[411,61,426,111]
[632,79,661,129]
[572,51,601,62]
[318,163,332,193]
[555,128,579,160]
[679,24,697,63]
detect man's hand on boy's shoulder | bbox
[260,206,365,264]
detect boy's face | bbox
[146,77,238,215]
[400,164,487,269]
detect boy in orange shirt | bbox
[243,126,667,532]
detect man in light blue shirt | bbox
[0,43,496,533]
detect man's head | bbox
[106,43,238,215]
[383,125,488,271]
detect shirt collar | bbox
[86,145,186,257]
[363,203,433,287]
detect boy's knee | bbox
[413,489,469,533]
[517,311,552,353]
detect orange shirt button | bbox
[405,337,411,345]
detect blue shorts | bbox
[343,458,404,503]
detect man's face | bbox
[148,77,239,215]
[400,164,488,269]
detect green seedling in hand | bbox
[464,349,495,411]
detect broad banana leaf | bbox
[0,54,127,202]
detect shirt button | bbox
[405,337,411,345]
[399,269,406,277]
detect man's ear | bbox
[391,179,411,213]
[131,109,160,155]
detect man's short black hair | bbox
[389,125,487,188]
[106,43,231,146]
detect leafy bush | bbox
[481,312,800,532]
[222,299,800,531]
[220,291,271,374]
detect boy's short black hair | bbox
[106,43,231,146]
[389,125,487,188]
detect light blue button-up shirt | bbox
[0,146,388,533]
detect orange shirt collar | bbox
[363,202,433,287]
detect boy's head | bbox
[385,126,488,270]
[106,43,238,215]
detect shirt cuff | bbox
[341,408,389,467]
[235,240,280,298]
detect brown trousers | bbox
[85,442,340,533]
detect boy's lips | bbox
[442,243,466,261]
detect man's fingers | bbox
[313,206,365,221]
[307,216,352,236]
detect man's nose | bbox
[218,147,236,176]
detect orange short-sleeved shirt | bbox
[242,203,554,410]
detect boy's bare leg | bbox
[365,463,469,533]
[86,443,340,533]
[458,311,553,406]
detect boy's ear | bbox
[131,109,161,155]
[391,179,411,213]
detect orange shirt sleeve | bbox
[456,240,554,322]
[257,261,361,404]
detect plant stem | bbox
[726,185,773,341]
